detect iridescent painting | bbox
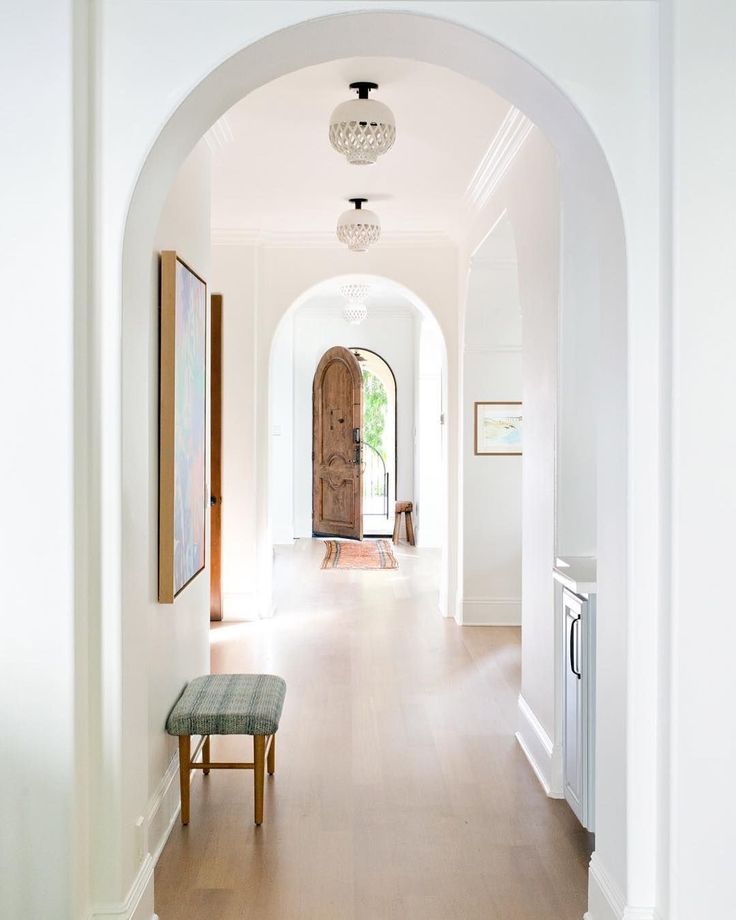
[474,402,522,456]
[159,252,207,602]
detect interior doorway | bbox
[312,345,364,539]
[352,348,397,537]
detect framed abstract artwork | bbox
[159,251,207,603]
[474,401,522,455]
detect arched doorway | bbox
[97,11,653,920]
[268,272,449,587]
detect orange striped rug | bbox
[321,539,398,570]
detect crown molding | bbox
[464,106,534,214]
[210,227,455,249]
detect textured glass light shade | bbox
[338,282,371,303]
[329,97,396,165]
[339,282,370,324]
[336,206,381,252]
[342,301,368,325]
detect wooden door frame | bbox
[210,293,223,621]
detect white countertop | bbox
[552,556,597,595]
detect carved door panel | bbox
[312,346,363,539]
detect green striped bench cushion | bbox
[166,674,286,737]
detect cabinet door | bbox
[563,589,585,824]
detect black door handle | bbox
[570,616,582,679]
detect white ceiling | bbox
[208,57,512,241]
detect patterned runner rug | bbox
[321,539,398,570]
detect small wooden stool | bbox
[166,673,286,826]
[393,500,415,545]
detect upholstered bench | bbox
[166,673,286,826]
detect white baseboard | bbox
[584,853,660,920]
[90,746,201,920]
[146,751,182,866]
[459,596,521,625]
[222,591,258,621]
[89,854,154,920]
[515,694,563,797]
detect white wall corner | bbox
[222,591,259,621]
[89,854,154,920]
[461,596,521,626]
[515,693,563,797]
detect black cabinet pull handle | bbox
[570,616,582,679]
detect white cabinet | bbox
[561,585,596,831]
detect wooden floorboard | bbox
[154,539,592,919]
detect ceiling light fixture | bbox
[342,302,368,325]
[336,198,381,252]
[339,282,370,325]
[329,82,396,166]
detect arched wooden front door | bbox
[312,346,363,539]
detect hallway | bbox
[154,540,591,919]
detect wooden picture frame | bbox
[474,401,522,455]
[159,251,208,603]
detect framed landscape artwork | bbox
[474,401,522,456]
[159,251,207,603]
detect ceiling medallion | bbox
[329,82,396,166]
[336,198,381,252]
[339,282,370,325]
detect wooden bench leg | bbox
[178,735,191,825]
[405,511,415,546]
[393,512,401,543]
[254,735,266,825]
[203,735,210,776]
[267,734,276,776]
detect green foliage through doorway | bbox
[362,369,388,459]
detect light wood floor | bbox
[155,539,592,919]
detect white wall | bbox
[269,312,295,545]
[0,4,81,919]
[667,3,736,917]
[147,139,212,829]
[119,141,211,914]
[461,221,522,625]
[556,170,599,557]
[415,321,444,548]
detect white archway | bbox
[266,272,449,611]
[103,11,652,919]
